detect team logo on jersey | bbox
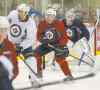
[45,30,54,40]
[66,28,73,37]
[42,27,61,44]
[10,24,22,37]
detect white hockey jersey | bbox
[7,10,37,49]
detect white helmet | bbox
[0,16,9,29]
[17,4,30,14]
[45,8,56,16]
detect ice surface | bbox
[13,56,100,90]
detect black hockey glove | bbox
[16,45,23,55]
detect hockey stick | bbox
[69,53,94,67]
[90,17,99,38]
[90,9,100,37]
[42,55,46,69]
[17,54,38,76]
[36,73,95,88]
[15,71,95,90]
[88,8,100,42]
[88,9,100,55]
[48,44,94,67]
[15,55,42,90]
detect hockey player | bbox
[0,16,18,90]
[7,4,38,84]
[34,8,73,80]
[64,9,94,66]
[64,8,90,43]
[7,3,37,57]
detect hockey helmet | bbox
[17,4,30,14]
[45,8,56,16]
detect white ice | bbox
[12,55,100,90]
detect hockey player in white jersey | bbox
[7,4,38,84]
[8,4,37,50]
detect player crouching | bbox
[34,8,73,80]
[64,8,94,66]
